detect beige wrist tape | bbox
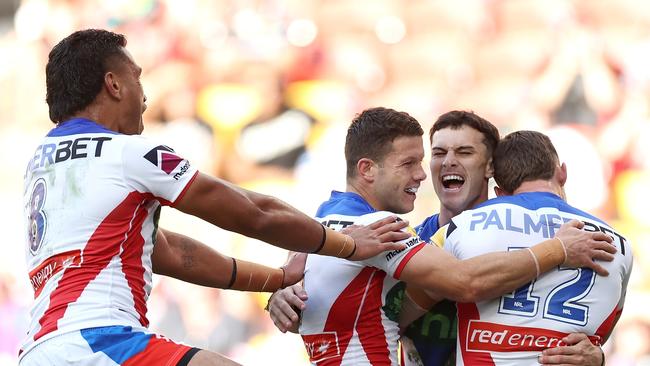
[314,226,356,259]
[227,258,285,292]
[528,237,567,276]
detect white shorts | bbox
[19,325,199,366]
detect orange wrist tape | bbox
[529,237,566,276]
[314,226,356,259]
[227,258,285,292]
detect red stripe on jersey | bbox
[393,243,425,279]
[595,306,621,343]
[119,202,150,327]
[357,270,391,365]
[171,171,198,207]
[33,191,150,341]
[304,267,376,365]
[457,302,496,365]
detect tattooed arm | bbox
[151,228,305,291]
[152,228,236,288]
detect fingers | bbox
[591,250,615,262]
[590,231,613,244]
[538,353,581,365]
[368,215,399,230]
[590,239,616,255]
[368,216,409,233]
[377,219,410,236]
[584,260,609,276]
[290,283,309,301]
[268,290,304,332]
[561,219,584,230]
[560,332,590,345]
[542,347,573,357]
[378,230,410,243]
[340,225,361,235]
[539,337,602,366]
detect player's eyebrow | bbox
[456,145,476,152]
[431,145,476,152]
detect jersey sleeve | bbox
[358,211,426,279]
[121,136,198,205]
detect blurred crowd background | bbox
[1,0,650,364]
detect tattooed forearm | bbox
[180,237,196,269]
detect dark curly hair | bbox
[46,29,127,123]
[345,107,423,179]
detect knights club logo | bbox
[144,145,185,174]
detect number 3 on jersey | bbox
[28,178,47,255]
[499,248,596,326]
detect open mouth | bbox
[442,174,465,190]
[404,187,418,196]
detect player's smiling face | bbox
[430,125,492,216]
[373,135,426,214]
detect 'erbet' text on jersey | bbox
[28,137,112,171]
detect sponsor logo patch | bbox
[302,332,340,363]
[29,249,81,298]
[144,145,186,175]
[465,320,601,352]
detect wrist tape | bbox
[227,258,285,292]
[528,237,567,277]
[313,225,356,259]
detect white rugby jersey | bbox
[299,191,425,366]
[441,192,632,365]
[20,118,198,356]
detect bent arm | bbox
[399,219,615,303]
[399,243,541,303]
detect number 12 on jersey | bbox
[498,247,596,326]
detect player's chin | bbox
[399,198,415,214]
[444,194,469,214]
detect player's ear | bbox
[556,162,567,187]
[485,156,494,179]
[494,185,508,197]
[357,158,376,182]
[104,72,121,99]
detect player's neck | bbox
[438,208,455,227]
[346,181,381,211]
[438,189,489,226]
[512,180,564,199]
[69,105,115,128]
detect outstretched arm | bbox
[152,228,305,291]
[399,220,615,303]
[173,173,408,260]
